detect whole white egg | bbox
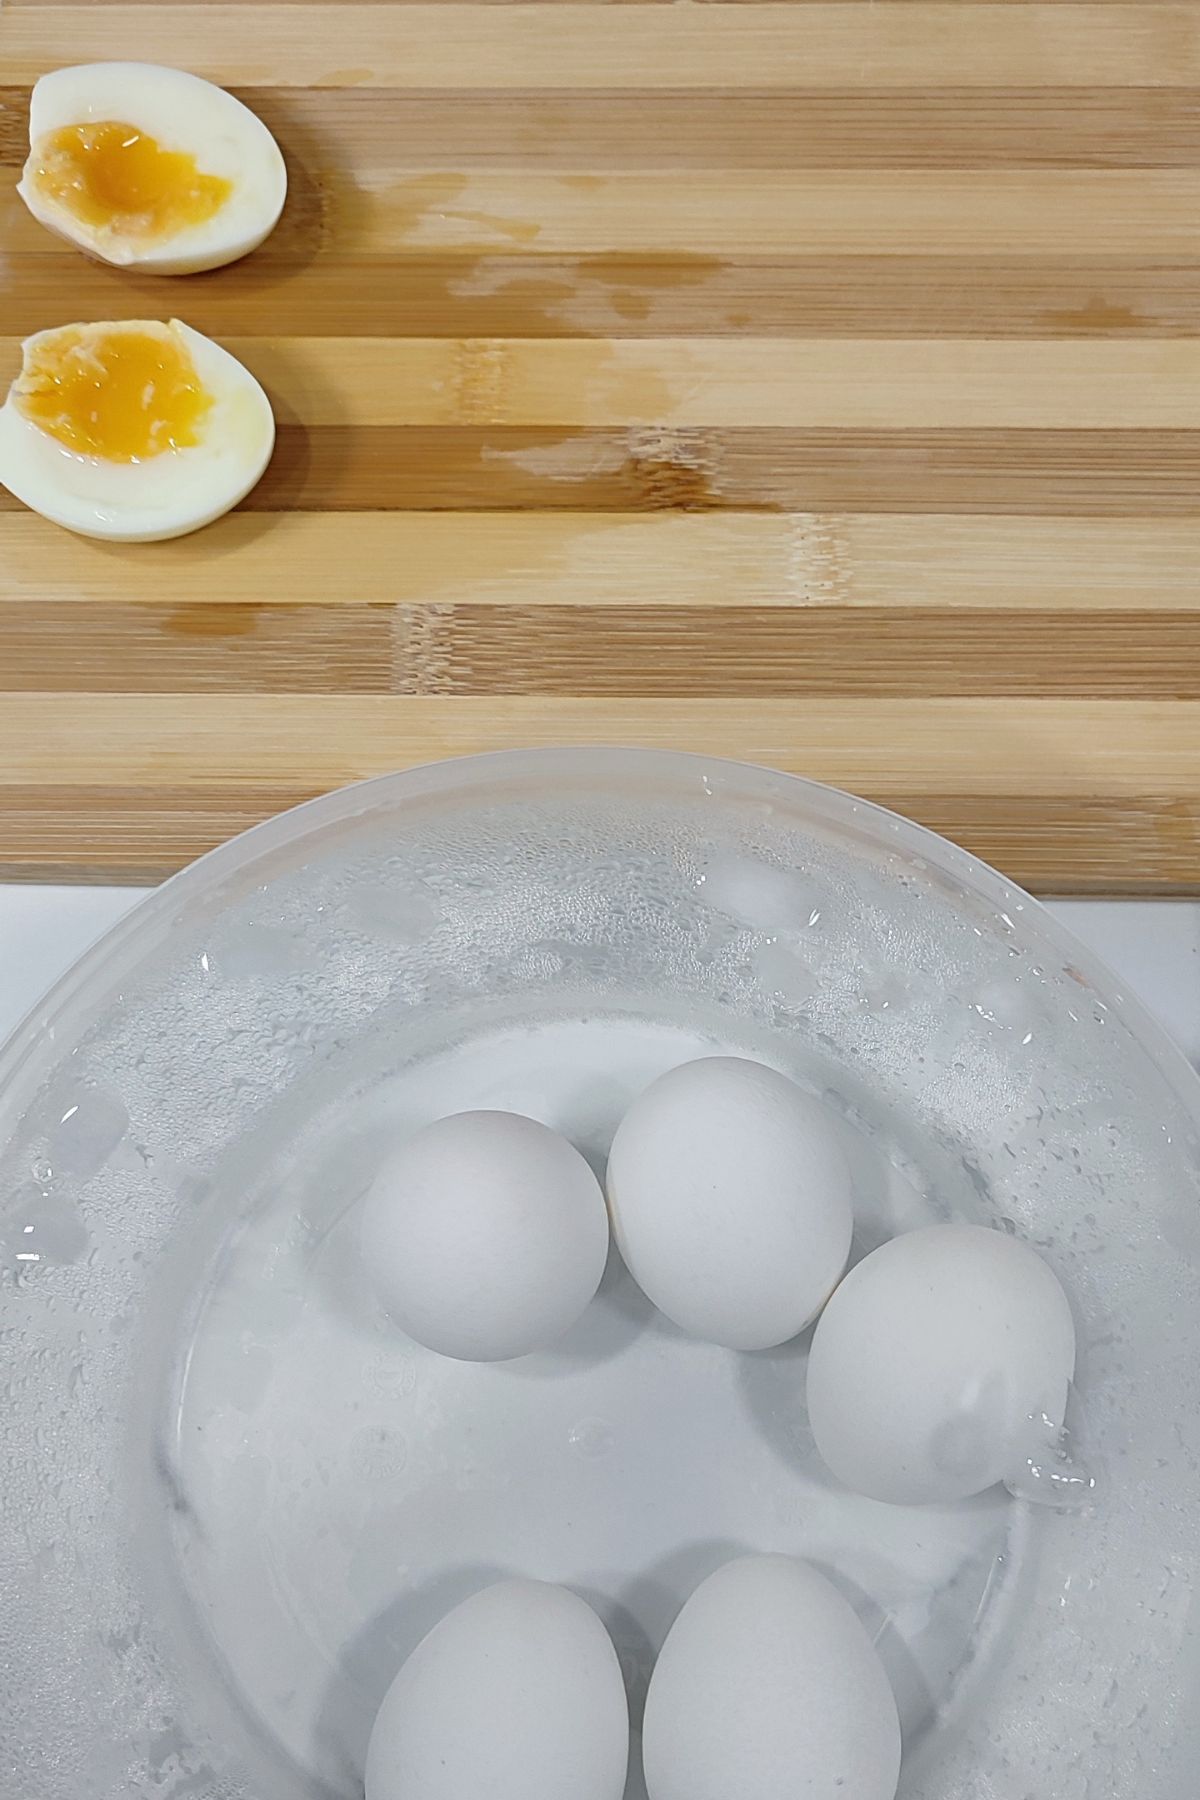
[365,1579,629,1800]
[642,1554,901,1800]
[806,1222,1077,1504]
[360,1110,610,1361]
[0,318,274,542]
[605,1056,853,1349]
[18,63,286,274]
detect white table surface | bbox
[1,886,1198,1070]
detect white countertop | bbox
[1,887,1198,1070]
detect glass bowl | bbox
[2,749,1198,1800]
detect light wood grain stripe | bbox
[11,337,1181,430]
[5,513,1198,611]
[3,697,1197,796]
[6,87,1199,171]
[317,170,1200,258]
[5,605,1200,698]
[5,6,1198,88]
[7,172,1197,261]
[15,333,1194,429]
[14,170,1195,262]
[4,255,1199,341]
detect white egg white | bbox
[0,318,276,542]
[18,63,287,274]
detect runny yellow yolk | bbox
[31,121,233,239]
[15,325,213,462]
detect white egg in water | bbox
[365,1579,629,1800]
[360,1110,610,1361]
[642,1555,901,1800]
[0,318,275,541]
[806,1222,1077,1504]
[606,1056,853,1349]
[18,63,286,274]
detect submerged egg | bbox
[606,1056,853,1349]
[807,1222,1077,1504]
[365,1579,629,1800]
[360,1110,610,1362]
[642,1555,901,1800]
[0,318,275,540]
[19,63,286,274]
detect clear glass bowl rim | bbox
[3,746,1197,1136]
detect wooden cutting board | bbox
[2,2,1199,891]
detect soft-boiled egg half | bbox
[0,318,275,541]
[18,63,287,274]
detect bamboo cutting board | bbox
[2,3,1199,891]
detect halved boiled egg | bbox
[0,318,275,541]
[18,63,287,274]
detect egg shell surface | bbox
[360,1109,610,1361]
[806,1221,1077,1505]
[364,1578,629,1800]
[606,1056,853,1349]
[642,1554,901,1800]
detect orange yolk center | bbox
[15,325,213,462]
[31,121,233,239]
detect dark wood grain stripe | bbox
[2,787,1195,897]
[232,85,1200,170]
[0,788,319,888]
[422,607,1200,697]
[1,603,392,692]
[4,427,1192,511]
[4,254,1198,340]
[12,1,1159,8]
[6,604,1200,697]
[885,795,1200,898]
[29,425,1179,515]
[6,87,1199,170]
